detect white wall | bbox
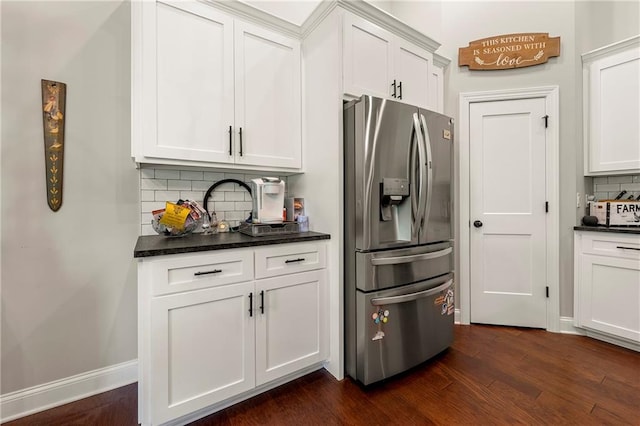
[1,0,138,394]
[389,1,639,318]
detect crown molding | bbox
[199,0,301,38]
[582,34,640,63]
[434,52,451,68]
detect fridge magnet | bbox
[41,79,67,211]
[372,308,390,341]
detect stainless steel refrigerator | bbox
[344,95,454,385]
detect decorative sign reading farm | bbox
[459,33,560,70]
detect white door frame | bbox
[458,86,560,332]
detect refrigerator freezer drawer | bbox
[355,275,454,385]
[356,242,452,292]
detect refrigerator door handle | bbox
[410,127,418,233]
[419,114,433,231]
[412,113,427,236]
[370,247,452,266]
[371,279,453,306]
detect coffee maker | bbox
[250,177,285,223]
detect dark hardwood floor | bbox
[6,324,640,425]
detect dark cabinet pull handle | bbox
[391,80,397,98]
[228,125,232,156]
[239,127,243,156]
[398,81,402,99]
[194,269,222,276]
[616,246,640,251]
[260,290,264,314]
[248,292,253,317]
[285,258,306,264]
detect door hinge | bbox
[543,115,549,128]
[545,201,549,213]
[546,286,549,298]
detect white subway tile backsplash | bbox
[203,171,225,181]
[141,190,155,201]
[621,183,640,191]
[235,201,253,211]
[192,180,213,191]
[155,191,181,201]
[596,184,624,192]
[593,177,608,184]
[140,168,155,179]
[141,224,155,236]
[141,201,166,213]
[141,178,167,190]
[180,170,204,181]
[208,192,225,202]
[213,182,238,192]
[591,174,640,201]
[225,211,249,221]
[167,179,191,190]
[225,192,246,201]
[224,172,246,182]
[180,191,204,201]
[155,169,180,179]
[608,176,633,184]
[138,167,287,234]
[214,201,236,211]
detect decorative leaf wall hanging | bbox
[41,79,66,211]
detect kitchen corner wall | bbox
[1,1,138,396]
[389,1,638,318]
[138,168,287,235]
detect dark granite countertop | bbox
[134,231,331,258]
[574,226,640,235]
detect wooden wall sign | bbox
[459,33,560,70]
[41,79,66,211]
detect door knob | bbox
[473,220,483,228]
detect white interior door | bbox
[469,97,547,328]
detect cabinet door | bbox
[255,270,328,385]
[150,282,255,425]
[234,22,301,169]
[585,43,640,174]
[148,1,234,163]
[579,254,640,342]
[394,38,432,109]
[343,13,394,99]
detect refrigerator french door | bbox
[344,95,454,385]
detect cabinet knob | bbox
[473,220,483,228]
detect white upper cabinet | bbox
[234,22,301,169]
[153,2,234,164]
[343,15,395,100]
[133,1,302,171]
[343,13,435,110]
[583,36,640,175]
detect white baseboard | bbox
[0,359,138,423]
[559,316,585,335]
[454,308,462,324]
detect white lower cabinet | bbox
[574,231,640,345]
[150,282,255,425]
[138,242,328,425]
[256,270,327,385]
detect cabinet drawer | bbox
[580,233,640,260]
[148,250,254,296]
[254,243,326,279]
